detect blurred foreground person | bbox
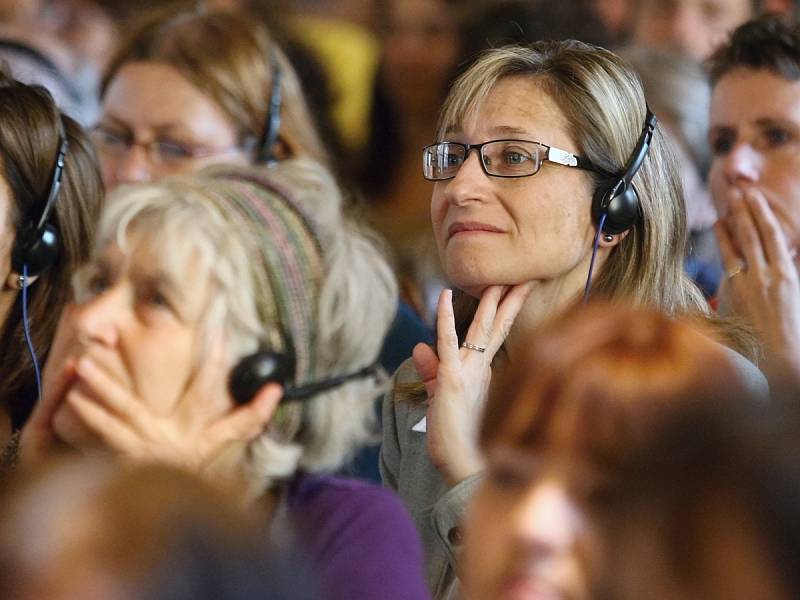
[602,396,800,599]
[0,458,319,600]
[461,304,766,600]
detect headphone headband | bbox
[36,127,68,232]
[256,50,283,164]
[591,108,658,234]
[11,115,68,277]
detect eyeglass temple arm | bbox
[547,146,611,176]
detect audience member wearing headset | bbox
[0,68,102,462]
[19,160,431,600]
[92,6,434,482]
[380,41,766,599]
[92,7,327,190]
[708,16,800,390]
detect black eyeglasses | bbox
[422,139,598,180]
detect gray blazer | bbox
[380,359,476,598]
[380,345,768,599]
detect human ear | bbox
[5,270,39,290]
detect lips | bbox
[447,221,505,240]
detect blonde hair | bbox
[440,42,704,313]
[438,42,755,359]
[91,160,397,491]
[101,8,328,166]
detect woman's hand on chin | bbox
[54,342,283,473]
[417,284,533,487]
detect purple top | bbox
[287,473,431,600]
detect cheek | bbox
[430,188,446,239]
[131,331,197,414]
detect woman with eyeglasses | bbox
[90,6,433,482]
[380,41,766,599]
[91,7,327,190]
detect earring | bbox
[603,234,614,243]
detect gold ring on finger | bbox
[726,264,746,280]
[461,341,486,353]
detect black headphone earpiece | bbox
[11,126,68,278]
[255,51,283,165]
[228,349,380,406]
[591,110,658,235]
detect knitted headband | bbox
[204,167,324,386]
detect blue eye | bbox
[503,150,530,165]
[445,152,462,166]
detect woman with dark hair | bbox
[0,68,102,461]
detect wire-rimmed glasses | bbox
[422,139,597,181]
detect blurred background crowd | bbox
[0,1,799,599]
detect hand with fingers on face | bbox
[23,311,282,473]
[414,284,533,487]
[62,341,283,472]
[715,187,800,381]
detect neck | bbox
[503,245,612,361]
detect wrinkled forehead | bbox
[96,204,214,288]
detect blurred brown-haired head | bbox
[0,457,318,600]
[480,302,757,470]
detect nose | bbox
[73,285,126,348]
[443,150,490,207]
[105,145,153,189]
[510,479,584,558]
[722,142,761,186]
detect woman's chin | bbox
[52,404,104,451]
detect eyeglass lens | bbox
[423,140,544,180]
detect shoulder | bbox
[394,355,422,386]
[289,473,421,542]
[718,342,770,400]
[383,357,426,431]
[288,474,430,600]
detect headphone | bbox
[590,109,658,235]
[229,350,380,406]
[255,51,283,165]
[11,122,68,278]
